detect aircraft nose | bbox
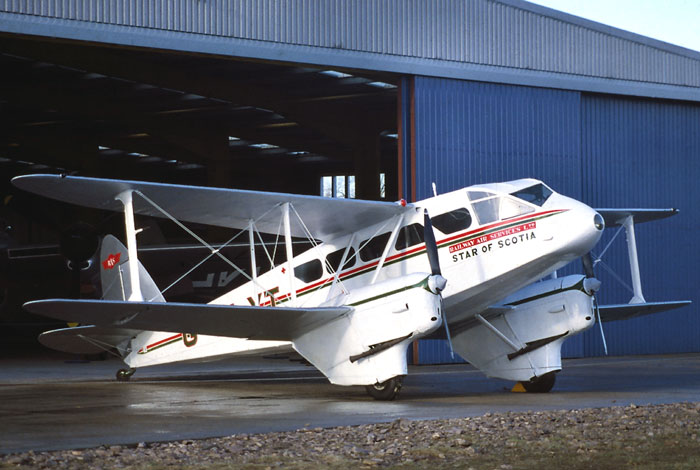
[578,206,604,254]
[559,202,604,257]
[593,212,605,231]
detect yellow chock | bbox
[511,382,527,393]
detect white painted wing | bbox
[39,325,139,355]
[596,208,678,227]
[25,299,352,341]
[598,300,691,322]
[12,174,410,239]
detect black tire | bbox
[365,376,403,400]
[522,371,556,393]
[116,368,135,382]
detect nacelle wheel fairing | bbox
[450,275,595,382]
[294,273,442,386]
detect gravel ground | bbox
[2,402,699,469]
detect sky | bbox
[525,0,700,53]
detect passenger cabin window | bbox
[325,247,356,273]
[359,232,392,262]
[511,183,553,207]
[294,259,323,283]
[431,208,472,234]
[395,223,424,251]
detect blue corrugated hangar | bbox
[1,0,699,361]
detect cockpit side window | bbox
[510,183,553,207]
[471,197,500,225]
[499,197,535,220]
[394,223,425,251]
[468,191,494,201]
[431,208,472,234]
[472,195,535,224]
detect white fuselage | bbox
[126,179,603,368]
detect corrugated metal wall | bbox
[412,77,582,200]
[579,95,700,356]
[2,0,700,89]
[410,76,699,363]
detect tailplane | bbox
[99,234,164,302]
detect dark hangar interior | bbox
[0,35,401,346]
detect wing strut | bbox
[370,214,404,285]
[327,234,355,300]
[623,215,645,304]
[475,314,520,352]
[115,190,143,301]
[282,203,297,306]
[248,220,258,306]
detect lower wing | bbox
[24,299,351,342]
[39,325,140,355]
[598,300,691,322]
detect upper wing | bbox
[24,299,352,341]
[598,300,691,323]
[12,174,411,240]
[596,208,678,227]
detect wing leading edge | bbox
[24,299,352,341]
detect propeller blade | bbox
[594,295,609,355]
[442,302,456,360]
[583,252,607,354]
[424,209,453,357]
[582,252,596,279]
[423,209,441,276]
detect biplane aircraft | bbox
[13,174,690,400]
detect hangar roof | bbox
[2,0,700,102]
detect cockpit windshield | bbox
[510,183,553,207]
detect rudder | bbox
[99,234,164,302]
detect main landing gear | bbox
[365,376,404,401]
[520,371,557,393]
[116,368,136,382]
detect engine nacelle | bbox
[294,272,442,386]
[451,275,595,382]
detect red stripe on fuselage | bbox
[253,209,565,306]
[144,333,182,351]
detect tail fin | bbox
[99,234,164,302]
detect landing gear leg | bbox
[521,371,557,393]
[116,368,136,382]
[365,376,404,401]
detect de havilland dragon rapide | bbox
[13,174,689,399]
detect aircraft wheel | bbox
[365,376,403,401]
[116,368,136,382]
[522,371,556,393]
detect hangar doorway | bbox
[0,34,402,347]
